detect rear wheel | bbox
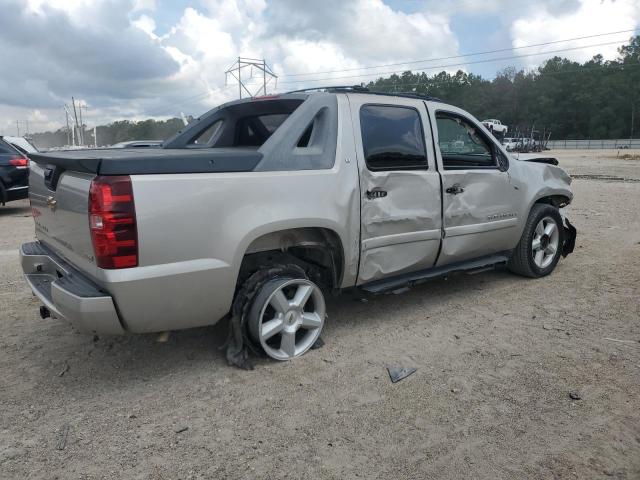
[508,204,564,278]
[248,277,325,361]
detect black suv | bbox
[0,137,29,205]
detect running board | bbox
[360,253,510,294]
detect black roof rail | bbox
[284,85,443,103]
[285,85,370,94]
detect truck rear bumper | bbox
[20,241,126,335]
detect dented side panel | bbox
[424,102,573,266]
[348,94,442,284]
[437,169,522,265]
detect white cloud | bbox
[511,0,639,67]
[132,14,157,38]
[133,0,156,11]
[4,0,638,135]
[1,0,461,133]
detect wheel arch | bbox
[237,226,345,291]
[534,194,572,208]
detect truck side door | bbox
[428,106,522,265]
[349,95,442,284]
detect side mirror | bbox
[495,147,509,172]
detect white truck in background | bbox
[482,119,508,137]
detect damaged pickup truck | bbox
[21,87,576,366]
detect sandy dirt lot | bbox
[1,150,639,479]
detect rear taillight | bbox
[89,175,138,269]
[9,155,28,167]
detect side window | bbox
[360,105,428,171]
[236,113,290,147]
[435,113,496,169]
[188,120,223,146]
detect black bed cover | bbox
[29,148,263,175]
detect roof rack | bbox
[284,85,442,102]
[286,85,370,94]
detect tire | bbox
[508,204,564,278]
[246,272,325,361]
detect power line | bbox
[146,84,237,117]
[277,39,635,85]
[280,28,639,78]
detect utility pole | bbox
[263,59,267,97]
[72,97,81,146]
[225,57,277,99]
[79,103,86,146]
[64,106,71,146]
[237,56,242,99]
[16,120,20,136]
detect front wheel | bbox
[508,204,564,278]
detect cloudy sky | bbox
[0,0,638,135]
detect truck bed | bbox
[30,148,263,175]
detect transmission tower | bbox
[225,57,277,99]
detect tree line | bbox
[31,118,185,149]
[366,36,640,140]
[30,36,640,149]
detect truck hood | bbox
[512,153,559,166]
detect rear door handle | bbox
[445,184,464,195]
[366,190,387,200]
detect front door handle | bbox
[366,190,387,200]
[445,184,464,195]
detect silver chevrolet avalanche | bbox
[21,87,575,366]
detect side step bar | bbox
[360,252,510,294]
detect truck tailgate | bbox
[29,161,97,274]
[27,147,263,275]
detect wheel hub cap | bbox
[532,216,560,269]
[252,278,326,361]
[540,235,550,249]
[284,310,301,328]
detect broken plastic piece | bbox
[387,366,417,383]
[562,218,577,257]
[311,336,325,350]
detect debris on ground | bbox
[174,426,189,434]
[57,363,69,377]
[156,331,171,343]
[569,392,582,401]
[387,366,417,383]
[56,425,70,450]
[543,324,565,332]
[604,337,639,345]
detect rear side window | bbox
[236,113,290,147]
[189,120,223,146]
[360,105,428,171]
[436,113,496,169]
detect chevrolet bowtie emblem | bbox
[46,196,57,211]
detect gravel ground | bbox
[1,150,639,479]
